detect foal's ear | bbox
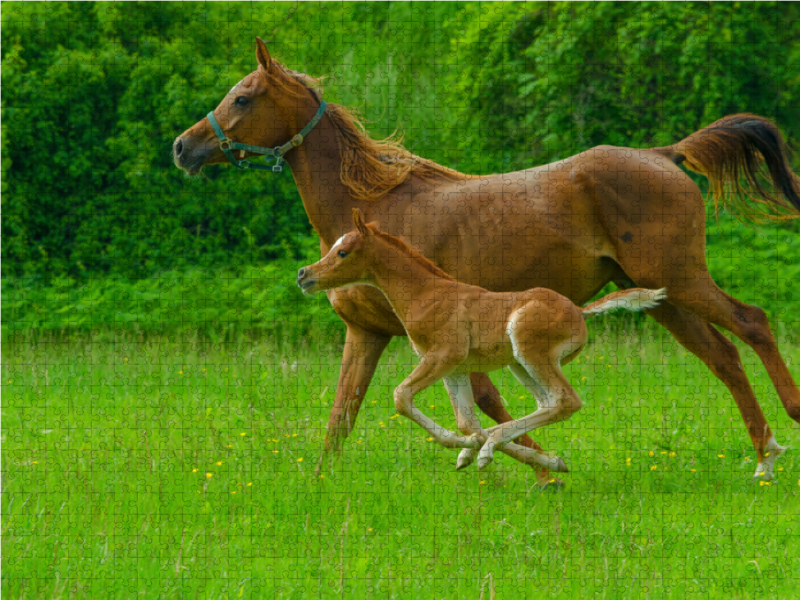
[352,208,369,235]
[255,37,273,73]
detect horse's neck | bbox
[282,110,360,246]
[367,239,440,320]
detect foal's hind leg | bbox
[438,374,568,472]
[477,361,581,471]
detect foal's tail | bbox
[582,288,666,318]
[651,114,800,220]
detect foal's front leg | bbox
[393,354,483,450]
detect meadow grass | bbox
[3,319,800,599]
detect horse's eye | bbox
[338,250,348,258]
[235,96,249,107]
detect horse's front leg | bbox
[316,324,391,475]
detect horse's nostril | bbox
[175,139,184,157]
[297,268,306,280]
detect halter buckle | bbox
[272,164,283,173]
[219,139,232,151]
[291,134,303,147]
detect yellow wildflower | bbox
[192,468,198,473]
[297,458,304,463]
[650,465,657,471]
[206,473,213,478]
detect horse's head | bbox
[297,209,376,295]
[173,37,318,175]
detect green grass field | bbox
[3,320,800,599]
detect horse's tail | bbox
[651,114,800,220]
[582,288,666,318]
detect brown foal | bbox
[174,38,800,482]
[298,209,667,473]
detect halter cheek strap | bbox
[206,99,327,172]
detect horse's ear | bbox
[352,208,369,235]
[255,37,272,73]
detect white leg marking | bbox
[753,436,787,480]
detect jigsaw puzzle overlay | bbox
[4,3,800,599]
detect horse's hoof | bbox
[456,448,476,470]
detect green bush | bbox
[3,2,799,337]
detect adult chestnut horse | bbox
[174,38,800,482]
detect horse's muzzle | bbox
[173,135,213,175]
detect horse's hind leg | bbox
[665,279,793,475]
[642,301,784,478]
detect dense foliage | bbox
[3,2,799,337]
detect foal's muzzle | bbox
[297,267,317,293]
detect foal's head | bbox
[297,209,376,295]
[173,37,320,175]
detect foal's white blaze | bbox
[330,235,347,253]
[754,436,786,480]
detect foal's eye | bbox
[235,96,249,107]
[338,250,348,258]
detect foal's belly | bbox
[452,343,517,374]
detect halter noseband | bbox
[206,99,327,173]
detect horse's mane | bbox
[367,223,455,282]
[267,61,477,202]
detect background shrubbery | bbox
[3,2,799,341]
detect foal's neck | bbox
[366,237,449,320]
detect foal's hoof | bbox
[536,477,566,491]
[553,456,569,473]
[456,448,476,471]
[477,453,494,471]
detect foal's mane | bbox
[367,224,456,282]
[267,60,477,202]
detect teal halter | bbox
[206,100,327,172]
